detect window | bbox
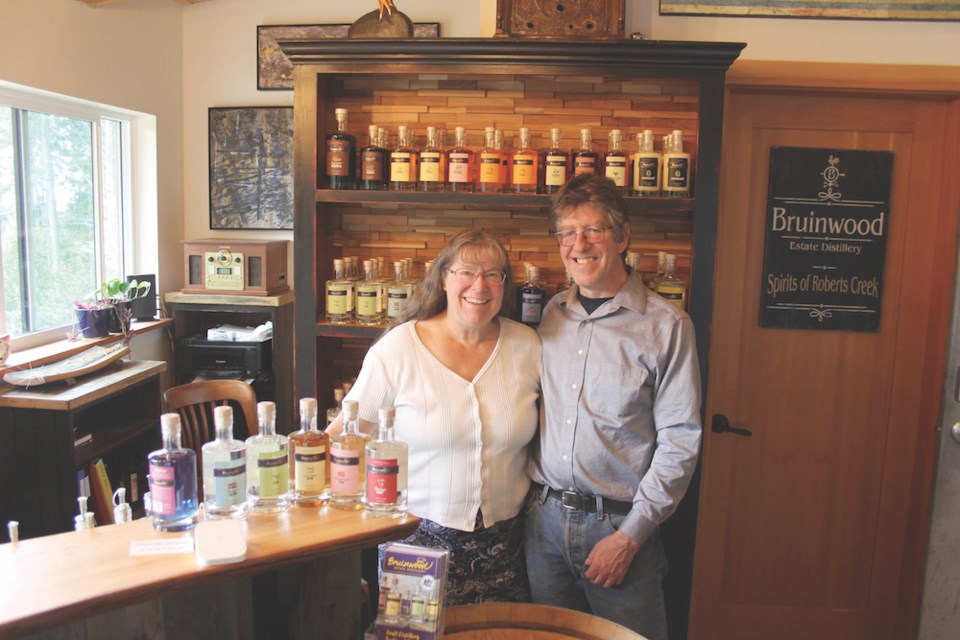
[0,82,141,346]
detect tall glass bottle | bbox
[518,265,546,327]
[632,129,661,197]
[201,405,248,519]
[477,127,502,193]
[604,129,628,191]
[246,401,289,513]
[326,386,345,428]
[572,128,598,176]
[651,250,667,291]
[147,413,199,532]
[540,127,569,194]
[663,129,692,198]
[289,397,329,507]
[386,260,410,322]
[656,253,687,310]
[418,125,445,192]
[360,124,388,190]
[325,108,356,189]
[510,127,538,194]
[446,126,474,192]
[329,399,370,510]
[326,258,353,324]
[365,406,408,518]
[356,259,384,325]
[390,125,418,191]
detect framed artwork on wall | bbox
[495,0,626,38]
[659,1,960,20]
[257,23,442,90]
[208,107,294,231]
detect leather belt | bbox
[536,484,632,516]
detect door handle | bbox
[711,414,752,437]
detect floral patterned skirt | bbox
[382,511,530,607]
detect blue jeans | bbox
[524,491,669,640]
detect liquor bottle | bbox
[604,129,628,191]
[325,108,356,190]
[201,405,248,519]
[663,129,692,198]
[446,126,474,192]
[325,258,353,324]
[572,128,598,176]
[386,260,410,322]
[632,129,661,197]
[540,127,569,194]
[326,386,345,428]
[418,125,445,192]
[518,265,546,327]
[147,413,199,532]
[360,124,389,190]
[329,399,370,510]
[390,125,417,191]
[356,259,384,325]
[365,406,408,518]
[246,401,290,513]
[656,253,687,310]
[289,397,329,507]
[510,127,538,193]
[477,127,502,193]
[651,250,667,291]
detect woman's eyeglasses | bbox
[446,268,507,285]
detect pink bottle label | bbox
[366,457,398,504]
[148,463,176,516]
[330,450,360,494]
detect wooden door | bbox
[689,85,960,640]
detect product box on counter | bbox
[373,543,449,640]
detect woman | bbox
[329,229,541,604]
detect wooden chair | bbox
[162,380,258,474]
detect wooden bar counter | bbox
[0,506,418,639]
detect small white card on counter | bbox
[129,537,194,556]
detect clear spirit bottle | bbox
[329,399,370,510]
[651,250,667,291]
[390,125,417,191]
[289,397,329,507]
[510,127,538,193]
[572,127,598,176]
[325,108,356,190]
[632,129,661,197]
[147,413,199,532]
[446,126,474,192]
[246,401,290,513]
[326,386,345,428]
[477,126,502,193]
[201,405,248,519]
[604,129,628,191]
[540,127,568,194]
[418,125,445,192]
[356,259,384,325]
[364,406,408,518]
[663,130,692,198]
[325,258,353,324]
[386,260,410,322]
[519,265,546,327]
[656,253,687,310]
[360,124,388,190]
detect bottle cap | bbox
[214,405,233,427]
[334,387,345,401]
[160,413,181,438]
[343,399,359,420]
[7,520,19,545]
[112,488,133,524]
[335,108,348,116]
[258,401,276,423]
[378,406,396,421]
[300,397,318,416]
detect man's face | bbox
[558,205,629,298]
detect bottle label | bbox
[511,153,536,186]
[294,444,327,492]
[390,152,412,182]
[387,286,409,318]
[419,151,441,182]
[148,462,177,516]
[521,291,544,324]
[544,154,568,186]
[213,458,246,507]
[256,450,288,498]
[361,150,384,181]
[448,152,471,183]
[635,155,661,191]
[478,152,501,184]
[326,140,351,177]
[366,456,399,504]
[573,155,596,176]
[356,284,380,318]
[330,449,360,494]
[665,156,690,191]
[657,283,687,309]
[326,283,350,315]
[605,156,627,187]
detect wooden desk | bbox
[0,508,418,639]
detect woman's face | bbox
[442,247,506,330]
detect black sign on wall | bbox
[760,147,894,332]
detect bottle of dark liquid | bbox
[604,129,628,192]
[360,124,388,190]
[325,108,356,189]
[518,265,546,327]
[572,127,598,177]
[540,127,569,194]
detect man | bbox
[526,174,702,640]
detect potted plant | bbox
[72,296,114,339]
[97,278,152,336]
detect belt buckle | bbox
[560,491,581,510]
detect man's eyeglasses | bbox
[446,268,507,285]
[554,226,612,247]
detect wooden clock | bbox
[495,0,626,39]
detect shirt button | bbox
[562,455,568,461]
[566,419,572,425]
[571,384,578,390]
[577,349,583,356]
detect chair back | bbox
[162,380,259,473]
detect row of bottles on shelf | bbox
[143,396,408,533]
[325,108,692,197]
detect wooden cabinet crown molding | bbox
[77,0,210,7]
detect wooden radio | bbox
[181,239,289,296]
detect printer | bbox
[177,334,273,383]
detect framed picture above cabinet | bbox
[495,0,626,38]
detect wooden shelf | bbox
[315,322,387,340]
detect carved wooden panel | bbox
[495,0,625,38]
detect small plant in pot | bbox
[72,296,114,340]
[97,278,152,338]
